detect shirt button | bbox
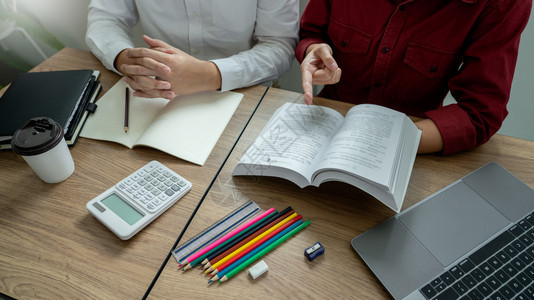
[373,82,382,88]
[341,40,348,48]
[399,5,405,11]
[382,47,390,53]
[430,65,439,73]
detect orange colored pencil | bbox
[210,215,303,278]
[205,212,298,273]
[203,209,294,269]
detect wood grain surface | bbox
[147,87,534,299]
[0,48,265,299]
[1,48,534,300]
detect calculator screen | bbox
[101,193,144,225]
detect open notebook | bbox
[80,80,243,165]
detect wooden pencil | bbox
[189,210,278,269]
[210,215,303,277]
[202,207,294,268]
[205,212,298,273]
[213,219,311,283]
[181,207,275,270]
[124,87,129,132]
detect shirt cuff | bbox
[209,57,244,92]
[100,41,134,74]
[425,104,477,155]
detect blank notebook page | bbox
[80,80,243,165]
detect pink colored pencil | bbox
[181,207,275,270]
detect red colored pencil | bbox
[181,207,275,270]
[210,215,303,277]
[203,209,295,269]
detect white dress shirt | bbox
[86,0,299,91]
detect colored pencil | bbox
[205,212,298,273]
[213,219,311,283]
[210,219,303,282]
[209,215,303,276]
[181,207,275,270]
[202,207,294,268]
[188,210,278,268]
[174,201,259,267]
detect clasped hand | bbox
[300,43,342,105]
[117,35,222,100]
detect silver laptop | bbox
[351,162,534,300]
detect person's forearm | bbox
[415,118,444,154]
[202,61,222,91]
[114,49,129,72]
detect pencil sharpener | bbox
[305,241,325,262]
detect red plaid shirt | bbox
[296,0,532,154]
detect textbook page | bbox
[313,104,407,190]
[233,103,344,187]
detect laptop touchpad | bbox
[398,181,510,267]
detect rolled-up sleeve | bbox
[426,0,532,155]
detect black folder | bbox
[0,70,101,149]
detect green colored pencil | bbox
[218,219,311,283]
[189,211,278,268]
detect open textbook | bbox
[233,102,422,212]
[80,80,243,165]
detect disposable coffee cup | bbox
[11,117,75,183]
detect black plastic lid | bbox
[11,117,64,156]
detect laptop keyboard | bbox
[420,213,534,300]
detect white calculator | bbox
[86,160,192,240]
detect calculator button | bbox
[118,161,190,213]
[144,164,156,172]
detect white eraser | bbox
[248,260,269,279]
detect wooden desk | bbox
[147,87,534,299]
[0,48,266,299]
